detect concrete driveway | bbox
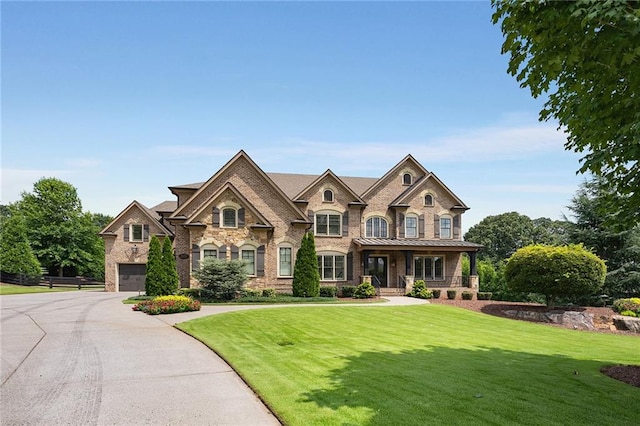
[0,291,280,425]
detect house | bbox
[100,150,482,295]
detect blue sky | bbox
[1,1,585,232]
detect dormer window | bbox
[323,189,334,202]
[403,173,413,185]
[424,194,434,207]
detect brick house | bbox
[100,150,481,295]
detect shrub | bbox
[620,310,637,318]
[319,286,337,298]
[612,298,640,315]
[133,295,200,315]
[0,211,42,278]
[409,280,433,299]
[341,286,357,298]
[447,290,457,300]
[462,291,474,300]
[161,236,179,295]
[145,235,164,296]
[505,244,606,307]
[292,233,320,297]
[177,288,201,299]
[431,289,441,299]
[477,292,493,300]
[262,288,277,298]
[192,258,248,300]
[354,282,377,299]
[240,288,262,298]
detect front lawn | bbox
[0,283,78,295]
[177,304,640,425]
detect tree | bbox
[292,232,320,297]
[145,235,164,296]
[192,258,248,300]
[16,178,97,276]
[505,244,606,307]
[0,209,41,279]
[492,0,640,226]
[162,236,179,295]
[567,178,640,297]
[464,212,568,264]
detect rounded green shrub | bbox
[409,280,433,299]
[432,289,441,299]
[319,286,337,298]
[354,282,377,299]
[447,290,457,300]
[505,244,606,307]
[462,291,474,300]
[612,298,640,315]
[341,286,357,298]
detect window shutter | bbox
[257,245,265,277]
[191,244,200,271]
[342,211,349,236]
[143,224,150,242]
[434,215,440,238]
[213,207,220,227]
[123,224,130,242]
[231,245,239,260]
[419,214,425,238]
[453,214,461,239]
[347,252,353,281]
[218,245,227,260]
[238,208,245,227]
[399,213,405,238]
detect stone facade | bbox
[101,151,482,293]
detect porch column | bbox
[363,250,370,275]
[404,250,413,275]
[467,251,478,275]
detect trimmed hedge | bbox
[341,286,357,298]
[447,290,457,300]
[462,291,474,300]
[319,286,338,298]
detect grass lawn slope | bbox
[177,304,640,425]
[0,283,78,295]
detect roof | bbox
[99,200,174,237]
[353,238,482,252]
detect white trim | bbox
[439,215,453,239]
[405,214,418,239]
[314,210,342,237]
[365,216,389,238]
[277,244,294,278]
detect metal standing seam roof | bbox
[353,238,483,250]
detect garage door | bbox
[118,264,146,292]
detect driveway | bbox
[0,291,280,425]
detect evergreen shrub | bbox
[462,291,474,300]
[354,282,377,299]
[319,286,337,298]
[341,286,357,298]
[447,290,457,300]
[409,280,433,299]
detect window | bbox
[365,217,388,238]
[405,215,418,238]
[241,248,256,275]
[315,212,341,236]
[403,173,412,185]
[222,208,237,228]
[279,246,293,277]
[424,194,434,206]
[317,254,346,281]
[131,224,143,242]
[440,216,452,239]
[323,189,334,202]
[414,256,444,280]
[202,244,218,260]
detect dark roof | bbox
[150,200,177,214]
[353,238,482,251]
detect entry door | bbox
[368,256,388,287]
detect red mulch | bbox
[429,298,640,388]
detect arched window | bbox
[424,194,434,207]
[403,173,412,185]
[365,217,388,238]
[323,189,334,202]
[222,207,237,228]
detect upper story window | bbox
[365,217,388,238]
[403,173,413,185]
[440,216,452,239]
[424,194,434,207]
[315,211,341,236]
[405,214,418,238]
[130,224,144,242]
[222,207,237,228]
[323,189,334,202]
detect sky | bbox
[1,1,587,233]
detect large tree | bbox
[162,236,180,295]
[567,178,640,297]
[0,209,41,279]
[292,232,320,297]
[17,178,98,276]
[492,0,640,226]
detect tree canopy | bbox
[0,209,41,278]
[492,0,640,226]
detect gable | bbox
[99,200,173,238]
[293,170,366,206]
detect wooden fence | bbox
[0,271,104,289]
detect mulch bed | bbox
[429,298,640,388]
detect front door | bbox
[368,256,388,288]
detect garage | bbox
[118,264,146,292]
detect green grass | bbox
[0,283,80,295]
[177,304,640,425]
